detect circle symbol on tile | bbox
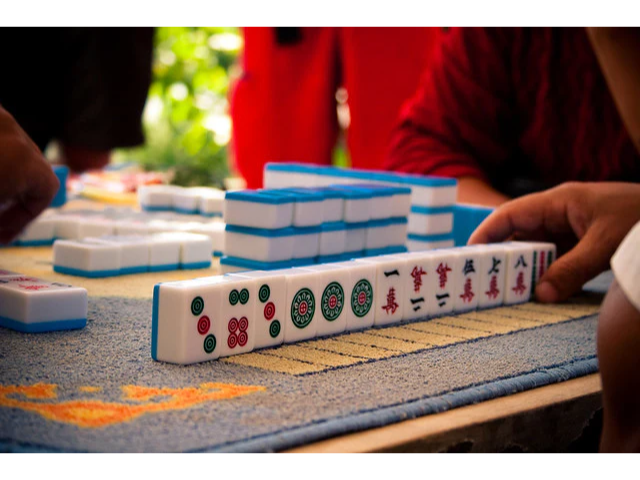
[351,279,373,318]
[239,288,250,304]
[197,316,210,335]
[229,290,239,305]
[191,296,204,316]
[238,316,248,332]
[238,331,248,347]
[259,284,270,303]
[264,302,276,320]
[203,334,216,354]
[228,333,238,349]
[228,317,239,333]
[321,282,344,322]
[291,288,315,329]
[269,320,281,338]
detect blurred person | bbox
[229,27,441,189]
[386,27,640,206]
[0,28,154,173]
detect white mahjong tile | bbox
[428,248,459,316]
[332,261,376,331]
[395,251,438,321]
[53,239,122,276]
[356,255,407,326]
[148,235,181,271]
[229,270,286,349]
[515,241,557,293]
[152,276,226,364]
[88,236,150,274]
[153,232,211,268]
[17,215,56,243]
[300,264,349,337]
[504,243,535,305]
[0,269,19,277]
[217,276,257,357]
[476,244,507,309]
[283,268,320,343]
[452,247,482,313]
[0,276,87,329]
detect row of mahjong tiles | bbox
[8,207,225,256]
[152,241,556,365]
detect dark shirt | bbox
[0,27,154,151]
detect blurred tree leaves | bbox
[115,27,241,188]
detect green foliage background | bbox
[116,27,241,188]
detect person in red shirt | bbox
[230,27,441,189]
[385,27,640,206]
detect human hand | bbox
[0,105,59,244]
[468,182,640,303]
[61,144,111,173]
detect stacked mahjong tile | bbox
[220,184,411,273]
[53,233,213,278]
[263,163,458,252]
[152,241,556,365]
[6,207,226,258]
[138,185,225,217]
[0,269,87,333]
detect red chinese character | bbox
[18,284,47,291]
[485,275,500,299]
[436,263,452,288]
[512,272,527,296]
[411,266,426,293]
[459,278,475,303]
[382,287,399,314]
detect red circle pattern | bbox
[264,302,275,320]
[197,316,210,335]
[228,333,238,349]
[238,331,248,347]
[239,316,248,332]
[228,317,238,333]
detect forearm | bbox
[456,177,510,207]
[588,27,640,153]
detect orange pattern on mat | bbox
[0,382,265,428]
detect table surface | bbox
[0,200,603,453]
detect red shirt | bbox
[385,28,640,194]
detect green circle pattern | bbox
[203,334,216,354]
[239,288,250,305]
[291,288,315,329]
[351,279,373,318]
[229,289,239,305]
[269,320,281,338]
[321,282,344,321]
[259,284,270,303]
[191,296,204,316]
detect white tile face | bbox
[154,232,211,267]
[292,200,324,227]
[452,248,482,313]
[292,232,319,259]
[230,270,285,349]
[319,228,346,256]
[153,277,225,364]
[224,199,293,230]
[365,225,389,250]
[406,239,455,252]
[198,189,225,216]
[429,249,458,316]
[477,245,507,309]
[225,230,294,262]
[407,213,454,235]
[53,239,121,274]
[217,277,257,357]
[519,242,557,292]
[88,236,149,272]
[0,275,87,326]
[18,216,56,242]
[343,199,370,223]
[344,226,366,253]
[323,198,344,223]
[148,236,181,270]
[284,269,320,343]
[395,252,437,321]
[356,256,407,326]
[504,244,535,305]
[302,265,348,337]
[410,185,458,207]
[332,261,375,331]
